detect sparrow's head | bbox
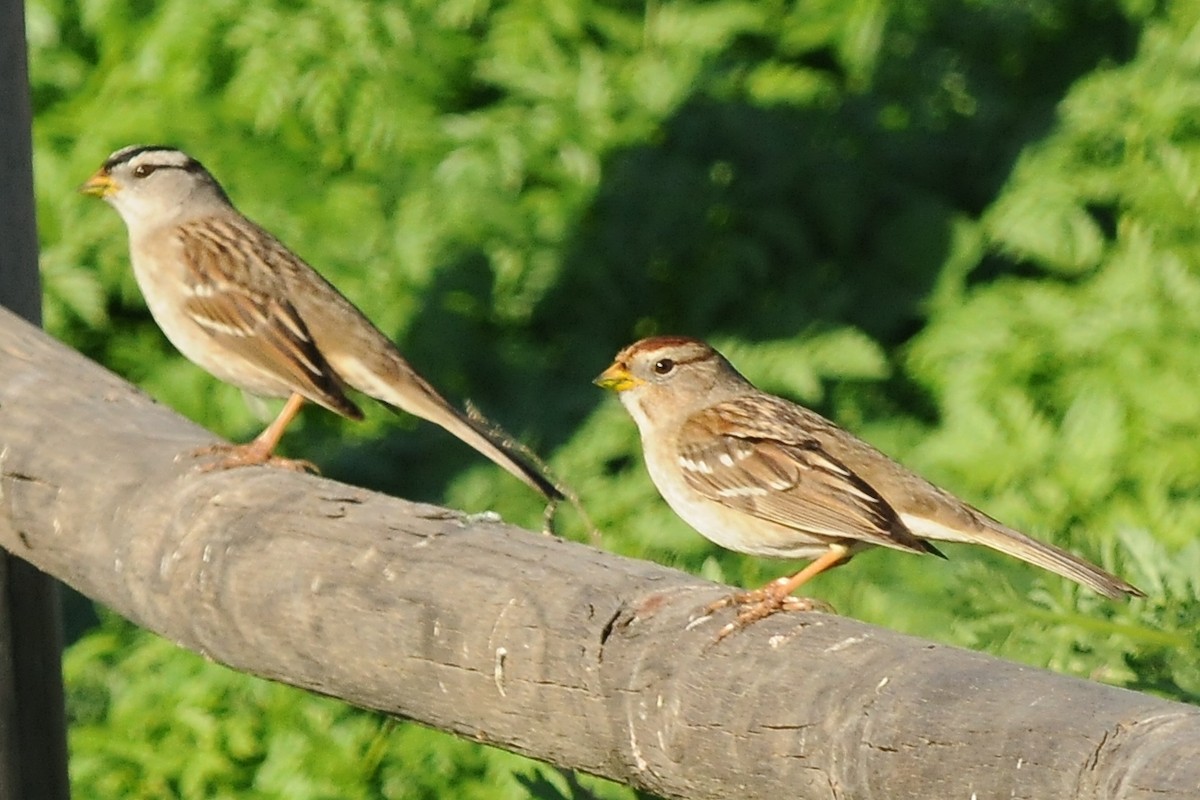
[80,145,231,230]
[594,336,751,429]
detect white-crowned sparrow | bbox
[81,144,560,500]
[596,335,1143,633]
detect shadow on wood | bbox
[0,306,1196,799]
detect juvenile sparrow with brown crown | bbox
[596,336,1143,636]
[82,145,560,500]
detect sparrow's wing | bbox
[175,216,361,419]
[678,397,935,554]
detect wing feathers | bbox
[679,398,934,554]
[176,217,362,419]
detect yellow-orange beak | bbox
[593,363,641,392]
[79,169,118,198]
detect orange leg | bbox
[768,548,851,598]
[704,546,849,641]
[192,393,317,473]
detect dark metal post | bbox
[0,1,72,797]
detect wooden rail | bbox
[0,306,1196,799]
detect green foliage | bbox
[26,0,1200,795]
[66,612,635,799]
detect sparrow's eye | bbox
[653,358,675,376]
[132,164,157,178]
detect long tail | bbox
[901,513,1144,599]
[357,357,562,501]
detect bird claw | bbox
[695,583,836,643]
[189,443,319,474]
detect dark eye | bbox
[653,358,675,376]
[132,164,157,178]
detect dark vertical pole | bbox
[0,1,72,798]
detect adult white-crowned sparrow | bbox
[81,144,560,500]
[596,335,1143,632]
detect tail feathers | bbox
[359,361,562,501]
[901,514,1144,599]
[450,405,564,502]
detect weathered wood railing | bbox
[0,306,1197,799]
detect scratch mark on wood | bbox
[494,646,508,697]
[825,635,869,653]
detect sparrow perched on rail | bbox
[82,145,560,500]
[595,336,1143,635]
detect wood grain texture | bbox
[0,306,1196,799]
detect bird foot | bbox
[187,443,318,474]
[698,578,835,642]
